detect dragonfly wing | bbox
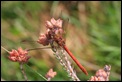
[62,18,69,44]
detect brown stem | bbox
[20,63,28,81]
[1,46,10,53]
[26,47,51,51]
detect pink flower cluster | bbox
[37,18,65,46]
[45,68,57,79]
[89,65,111,81]
[8,47,30,63]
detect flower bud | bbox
[37,34,49,46]
[45,21,53,29]
[8,47,30,63]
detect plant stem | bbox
[20,63,28,81]
[54,47,80,81]
[1,46,10,53]
[26,64,48,81]
[27,47,51,51]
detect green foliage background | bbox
[1,1,121,81]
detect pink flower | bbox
[104,65,111,72]
[55,19,63,28]
[55,28,63,35]
[45,68,57,79]
[46,18,63,29]
[8,50,18,62]
[45,21,53,29]
[37,33,49,46]
[50,18,57,26]
[8,47,30,63]
[88,65,111,81]
[37,18,65,47]
[89,76,98,81]
[96,69,107,78]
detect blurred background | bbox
[1,1,121,81]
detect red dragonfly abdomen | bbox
[63,45,88,75]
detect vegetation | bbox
[1,1,121,81]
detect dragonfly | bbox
[22,17,88,76]
[36,17,88,75]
